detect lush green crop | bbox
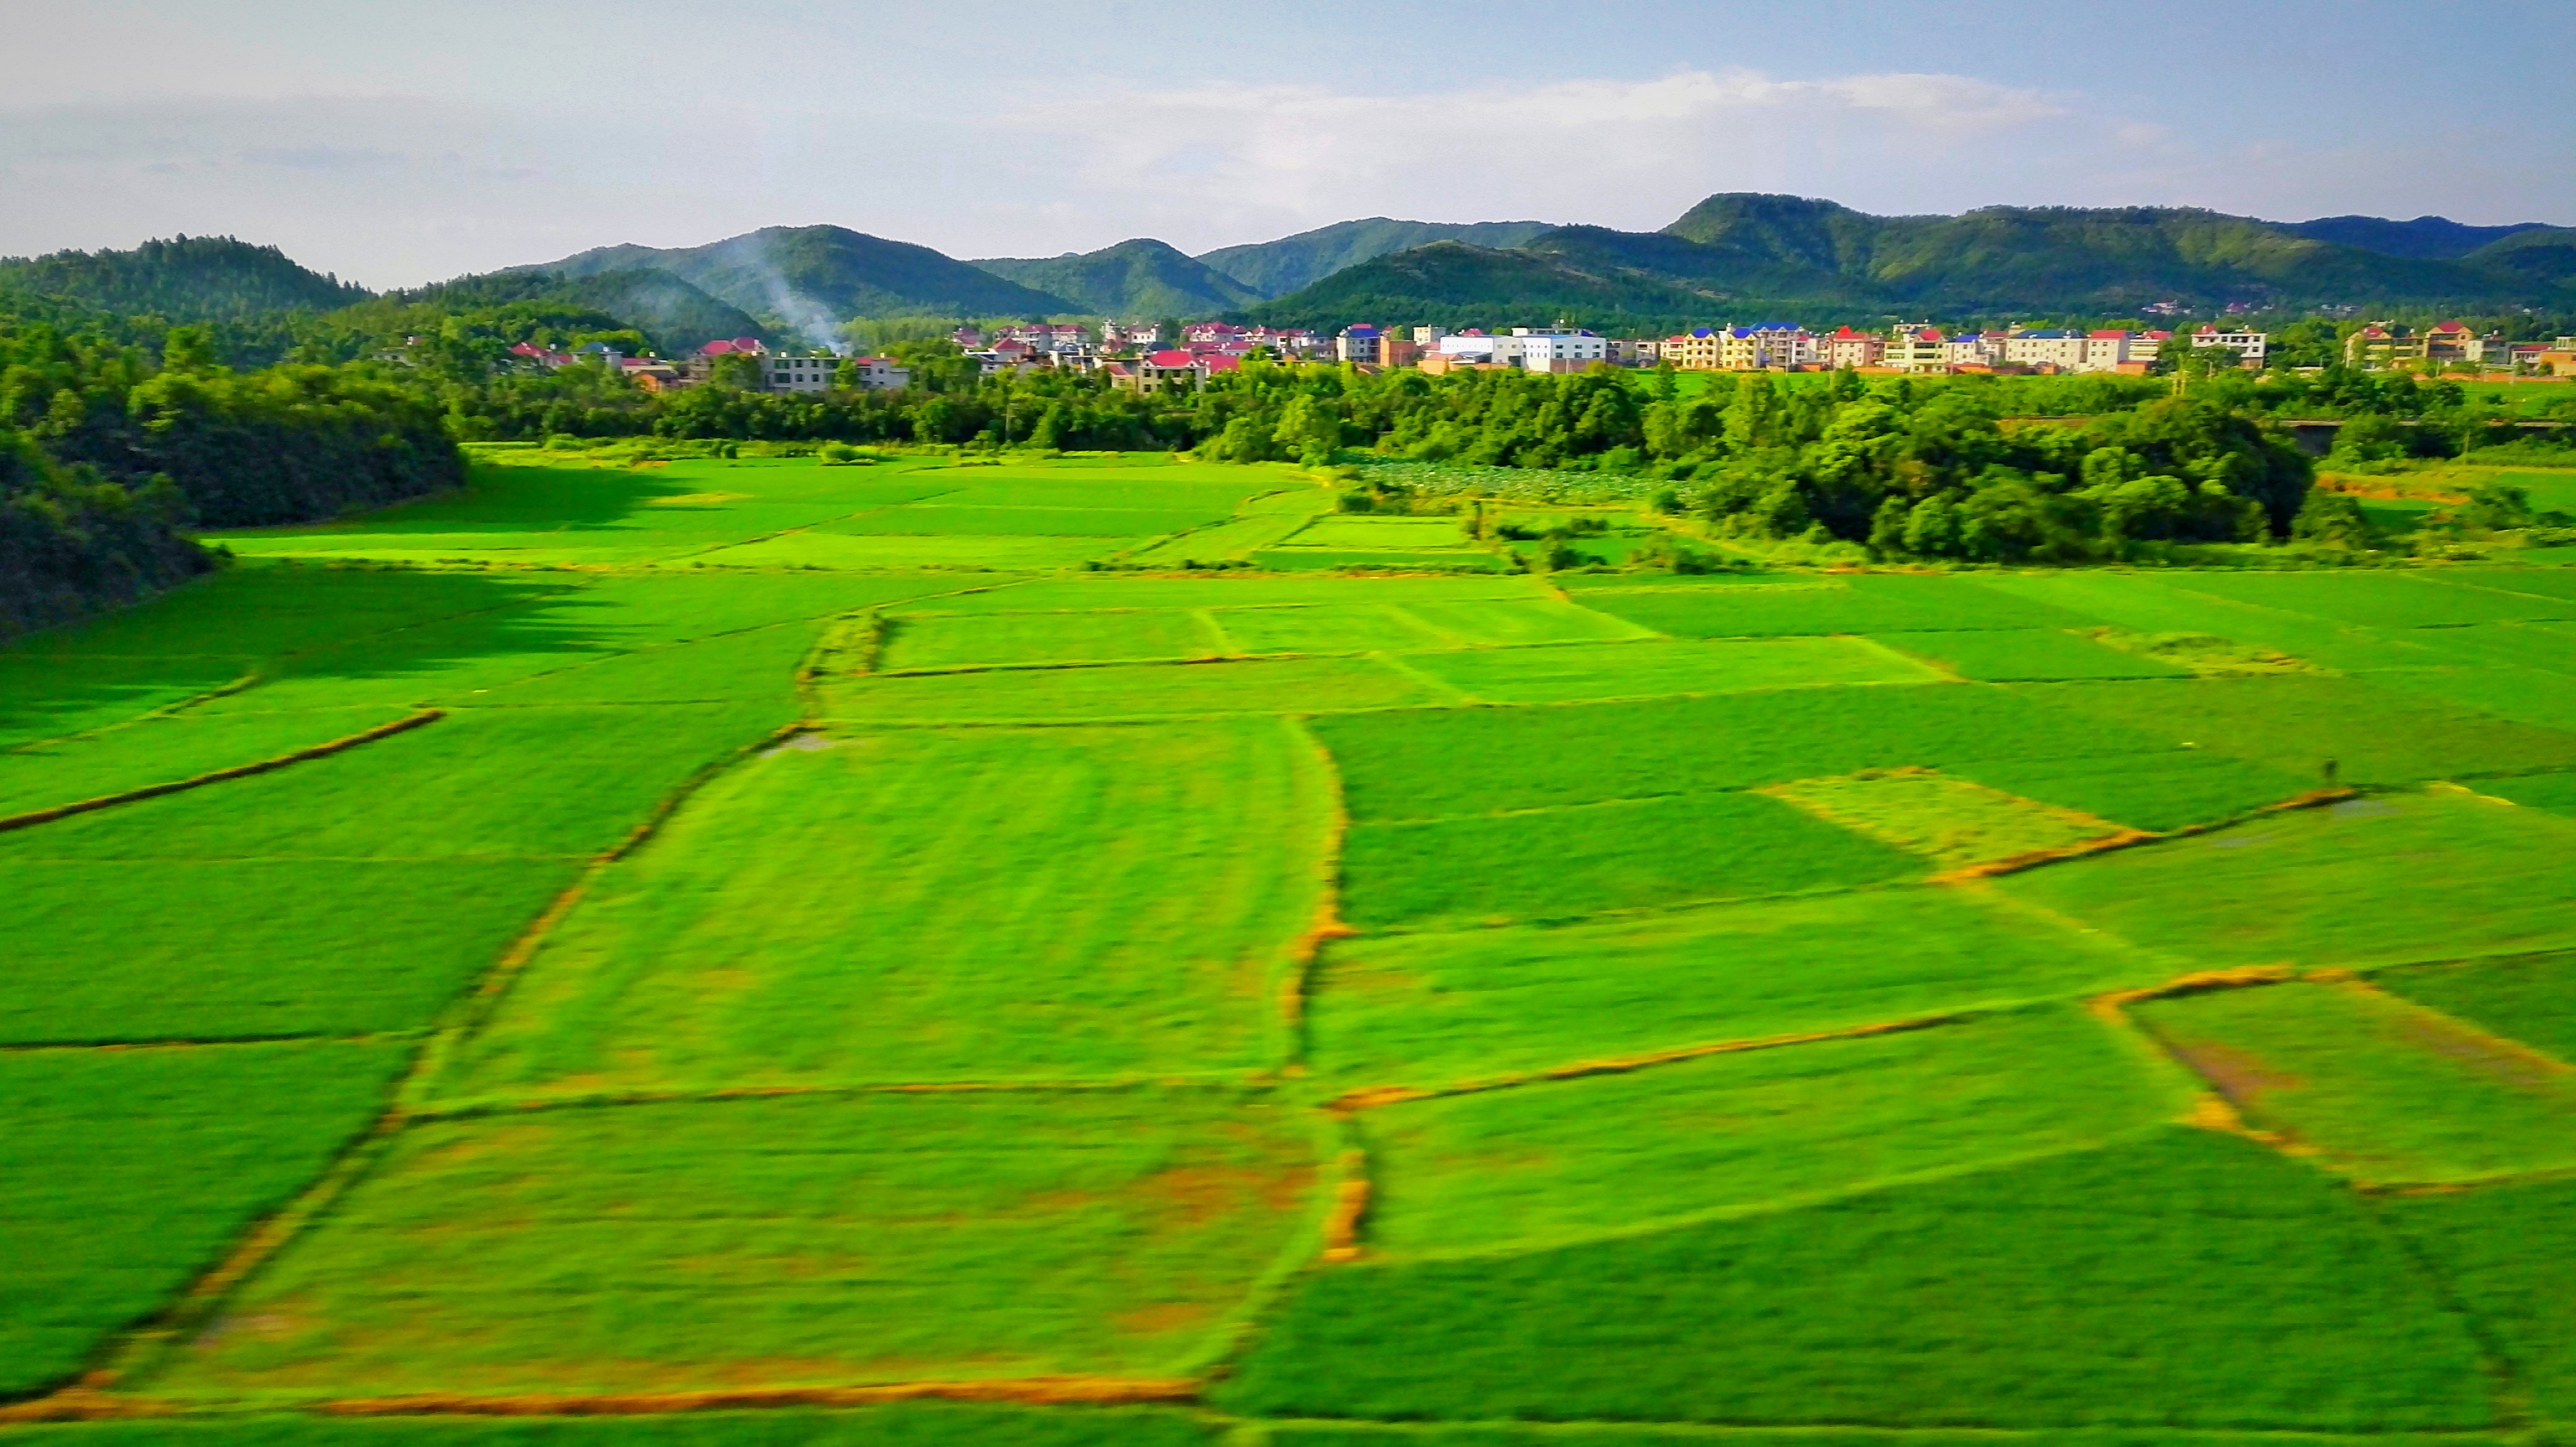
[1355,1005,2187,1259]
[3,857,575,1044]
[438,720,1329,1100]
[1216,1129,2489,1430]
[1875,627,2191,681]
[1575,574,2098,638]
[148,1090,1323,1402]
[2019,675,2576,786]
[2172,570,2576,629]
[889,575,1547,615]
[884,610,1223,670]
[2134,979,2576,1183]
[1338,789,1920,929]
[1,1039,408,1394]
[2000,791,2576,973]
[1315,683,2175,822]
[1307,885,2154,1090]
[1401,636,1936,704]
[2375,951,2576,1065]
[2380,1176,2576,1426]
[22,461,2576,1433]
[1953,750,2317,833]
[819,655,1452,724]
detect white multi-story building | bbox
[2002,329,2090,370]
[2191,326,2268,365]
[765,354,836,393]
[844,356,911,391]
[1882,325,1950,372]
[1517,330,1609,372]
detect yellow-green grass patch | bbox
[2133,978,2576,1184]
[1878,627,2193,681]
[2376,952,2576,1066]
[1206,603,1457,655]
[1338,790,1921,930]
[1305,885,2153,1092]
[0,1039,412,1397]
[437,720,1331,1099]
[1999,790,2576,973]
[1763,768,2127,870]
[1214,1129,2489,1431]
[0,1404,1224,1446]
[142,1090,1322,1404]
[817,655,1452,725]
[879,610,1225,671]
[1356,1005,2188,1261]
[1273,515,1477,551]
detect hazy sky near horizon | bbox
[4,1,2570,288]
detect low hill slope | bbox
[2286,214,2556,260]
[384,269,770,355]
[1199,218,1555,298]
[519,225,1079,339]
[972,238,1260,317]
[0,236,370,321]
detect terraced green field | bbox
[7,450,2576,1445]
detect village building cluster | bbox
[492,313,2576,396]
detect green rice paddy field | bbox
[8,448,2576,1445]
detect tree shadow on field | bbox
[279,461,709,539]
[1,567,629,739]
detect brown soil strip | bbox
[1326,1010,1970,1114]
[1928,787,2359,884]
[0,709,443,835]
[318,1378,1199,1417]
[1320,1149,1370,1264]
[2089,966,2309,1151]
[1279,721,1359,1059]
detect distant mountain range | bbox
[1239,195,2576,332]
[9,198,2574,354]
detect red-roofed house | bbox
[1824,326,1882,369]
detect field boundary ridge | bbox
[317,1378,1199,1417]
[0,709,443,836]
[1326,1010,1971,1114]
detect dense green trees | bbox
[0,426,209,636]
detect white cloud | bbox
[1000,68,2070,240]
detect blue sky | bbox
[2,0,2569,287]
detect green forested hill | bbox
[0,235,368,321]
[971,238,1262,317]
[521,225,1081,339]
[369,268,771,354]
[1248,194,2576,331]
[1198,218,1556,299]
